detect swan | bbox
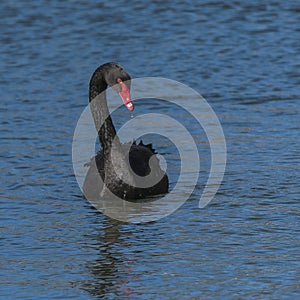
[83,62,169,201]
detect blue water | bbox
[1,0,299,299]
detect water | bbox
[1,0,299,298]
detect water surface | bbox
[1,0,299,299]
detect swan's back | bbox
[83,141,168,201]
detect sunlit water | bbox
[1,1,299,299]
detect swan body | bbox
[83,62,168,201]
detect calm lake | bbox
[1,0,299,299]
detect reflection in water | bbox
[82,217,136,298]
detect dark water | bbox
[1,0,299,299]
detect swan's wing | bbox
[127,142,161,177]
[138,140,157,154]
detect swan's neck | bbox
[89,71,121,153]
[88,66,137,194]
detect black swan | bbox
[83,62,169,201]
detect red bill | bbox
[117,78,134,111]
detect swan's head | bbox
[104,62,134,111]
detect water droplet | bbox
[130,111,134,118]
